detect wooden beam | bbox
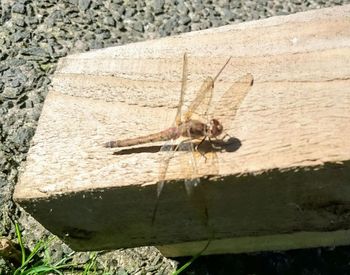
[14,5,350,256]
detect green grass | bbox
[11,222,98,275]
[8,221,209,274]
[172,238,211,275]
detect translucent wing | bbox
[211,73,254,129]
[153,138,199,224]
[179,141,210,226]
[152,139,177,225]
[183,77,214,122]
[152,54,189,223]
[180,141,200,195]
[174,53,188,126]
[183,57,231,122]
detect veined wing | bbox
[183,57,232,123]
[183,77,214,122]
[153,138,200,224]
[152,139,177,225]
[211,73,254,130]
[174,53,188,126]
[180,140,210,227]
[180,141,200,195]
[152,54,189,224]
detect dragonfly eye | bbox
[209,119,223,137]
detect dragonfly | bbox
[104,53,254,225]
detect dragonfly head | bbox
[209,119,223,138]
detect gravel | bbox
[1,0,350,274]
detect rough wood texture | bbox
[14,5,350,256]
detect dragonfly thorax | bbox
[208,118,223,138]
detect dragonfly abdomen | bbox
[104,127,180,148]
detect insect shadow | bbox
[112,136,241,155]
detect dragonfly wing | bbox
[174,53,188,126]
[183,77,214,122]
[179,140,210,226]
[183,56,232,122]
[212,73,254,130]
[178,141,200,195]
[152,139,177,224]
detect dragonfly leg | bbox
[221,133,232,141]
[208,137,222,150]
[174,138,192,151]
[194,136,208,162]
[195,136,207,151]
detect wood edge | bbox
[157,230,350,257]
[55,5,350,65]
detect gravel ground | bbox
[1,0,350,274]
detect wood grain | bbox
[14,5,350,256]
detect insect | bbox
[104,53,254,224]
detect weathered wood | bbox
[14,5,350,256]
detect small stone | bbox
[210,19,224,28]
[52,47,68,58]
[190,12,201,22]
[89,40,103,49]
[177,4,189,15]
[21,47,50,58]
[91,0,104,9]
[144,11,154,23]
[8,59,26,67]
[132,21,144,32]
[179,15,191,25]
[83,32,95,41]
[103,16,115,26]
[118,6,125,15]
[173,25,186,34]
[16,72,28,85]
[98,30,112,40]
[11,79,21,88]
[0,106,8,116]
[222,9,235,21]
[3,68,16,78]
[12,31,27,42]
[28,17,40,26]
[0,64,9,73]
[153,0,165,15]
[191,21,210,31]
[28,107,41,121]
[193,2,204,12]
[125,6,136,17]
[276,10,290,15]
[12,3,26,14]
[4,112,17,127]
[14,18,26,27]
[1,5,11,23]
[25,99,34,108]
[2,87,22,99]
[26,4,35,17]
[78,0,91,11]
[200,8,211,18]
[68,0,79,5]
[3,101,14,110]
[13,127,35,147]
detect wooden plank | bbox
[14,5,350,256]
